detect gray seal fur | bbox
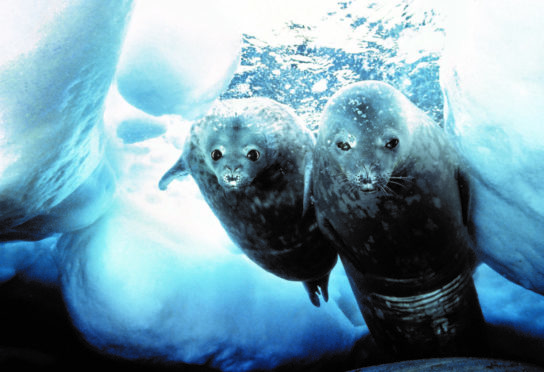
[160,97,337,306]
[312,81,485,358]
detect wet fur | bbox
[160,98,337,306]
[312,81,484,358]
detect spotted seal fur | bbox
[311,81,485,357]
[160,97,337,306]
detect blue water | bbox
[223,2,444,129]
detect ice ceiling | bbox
[0,0,543,371]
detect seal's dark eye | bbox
[385,139,399,150]
[246,149,260,162]
[337,142,351,151]
[211,149,223,161]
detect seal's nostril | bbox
[224,174,240,182]
[356,173,372,184]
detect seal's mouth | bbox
[355,175,377,193]
[220,174,248,192]
[360,185,377,193]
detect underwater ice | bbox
[440,0,544,294]
[0,0,132,237]
[115,0,242,120]
[0,0,543,371]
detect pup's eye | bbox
[246,149,260,162]
[336,142,351,151]
[385,138,399,150]
[211,149,223,161]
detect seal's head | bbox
[202,122,268,192]
[318,81,415,194]
[196,99,282,192]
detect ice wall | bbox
[440,0,544,293]
[115,0,241,119]
[0,1,133,237]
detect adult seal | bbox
[311,81,485,358]
[159,97,337,307]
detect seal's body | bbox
[160,97,337,306]
[312,81,485,357]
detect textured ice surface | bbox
[58,197,361,371]
[116,0,241,119]
[475,263,544,338]
[0,0,132,233]
[440,0,544,293]
[0,236,59,284]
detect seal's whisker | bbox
[349,183,358,195]
[330,171,352,188]
[389,176,414,183]
[369,162,381,172]
[382,184,398,197]
[378,184,391,196]
[387,180,408,189]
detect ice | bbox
[115,0,242,119]
[57,197,361,371]
[440,0,544,293]
[9,159,116,240]
[0,0,132,234]
[116,119,167,144]
[0,236,59,284]
[475,264,544,337]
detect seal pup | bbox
[312,81,485,358]
[159,97,337,306]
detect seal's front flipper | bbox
[159,155,190,190]
[303,273,331,307]
[455,168,471,226]
[303,281,321,307]
[456,167,479,270]
[302,152,313,217]
[316,273,330,303]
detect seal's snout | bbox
[352,169,377,192]
[360,175,372,185]
[219,168,246,191]
[224,173,241,186]
[225,174,239,182]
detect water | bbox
[223,0,445,129]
